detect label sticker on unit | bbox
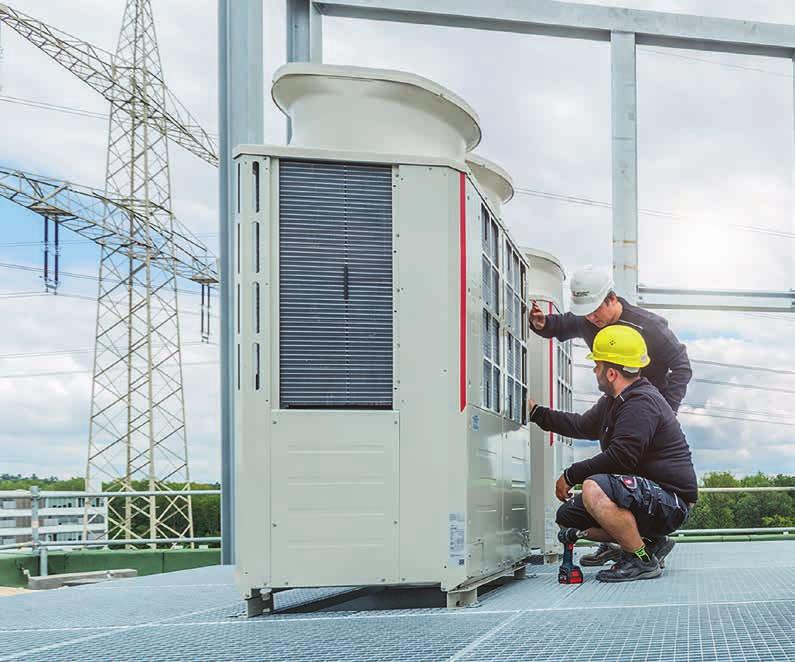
[545,506,557,546]
[471,415,480,431]
[449,512,466,566]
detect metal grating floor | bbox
[1,541,794,661]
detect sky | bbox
[0,0,794,481]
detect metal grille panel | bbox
[279,161,393,408]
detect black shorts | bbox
[556,473,690,538]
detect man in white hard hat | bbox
[529,265,691,413]
[529,265,692,568]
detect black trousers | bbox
[556,474,689,539]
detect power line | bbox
[0,290,50,299]
[0,93,107,119]
[641,47,791,79]
[694,377,795,396]
[574,362,795,394]
[0,93,219,138]
[574,396,795,428]
[0,340,215,361]
[0,239,88,248]
[0,261,208,297]
[14,289,221,320]
[574,391,795,423]
[513,186,795,240]
[0,360,219,380]
[690,358,795,377]
[571,342,795,376]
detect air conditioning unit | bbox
[232,63,568,610]
[523,249,574,561]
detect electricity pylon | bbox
[0,1,218,542]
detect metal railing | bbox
[2,484,793,579]
[0,487,221,577]
[672,485,795,536]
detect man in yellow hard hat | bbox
[528,325,697,582]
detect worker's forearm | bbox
[531,405,598,440]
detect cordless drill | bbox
[557,528,584,584]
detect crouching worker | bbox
[528,325,697,582]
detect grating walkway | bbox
[1,541,794,661]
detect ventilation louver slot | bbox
[279,160,393,408]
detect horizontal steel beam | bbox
[637,286,795,312]
[314,0,795,57]
[674,527,795,535]
[0,536,221,552]
[698,486,795,493]
[19,489,221,499]
[575,485,795,496]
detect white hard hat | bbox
[569,265,614,316]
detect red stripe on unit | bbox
[459,172,467,412]
[548,301,554,446]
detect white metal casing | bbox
[232,64,564,597]
[233,146,539,594]
[523,249,574,559]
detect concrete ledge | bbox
[28,568,137,590]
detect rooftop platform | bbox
[1,541,794,661]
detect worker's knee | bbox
[582,475,610,512]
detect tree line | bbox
[682,472,795,530]
[4,471,795,535]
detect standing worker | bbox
[529,265,692,412]
[528,325,698,582]
[529,266,693,567]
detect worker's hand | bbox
[529,300,546,330]
[527,398,537,414]
[555,473,572,503]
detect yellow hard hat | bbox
[586,325,650,370]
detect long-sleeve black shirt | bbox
[532,297,692,412]
[531,378,698,503]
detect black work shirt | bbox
[531,378,698,503]
[531,297,692,412]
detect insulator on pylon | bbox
[200,283,211,342]
[53,220,60,293]
[43,216,50,292]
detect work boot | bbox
[646,536,676,568]
[595,551,662,583]
[579,542,621,567]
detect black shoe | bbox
[646,537,676,568]
[595,551,662,583]
[579,542,621,567]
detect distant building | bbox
[0,491,107,548]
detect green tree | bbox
[682,471,795,531]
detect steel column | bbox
[610,31,638,303]
[286,0,323,141]
[218,0,264,565]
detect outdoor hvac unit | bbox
[232,63,563,608]
[524,249,575,561]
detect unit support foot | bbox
[446,587,478,608]
[245,588,272,617]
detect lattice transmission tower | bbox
[0,1,218,542]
